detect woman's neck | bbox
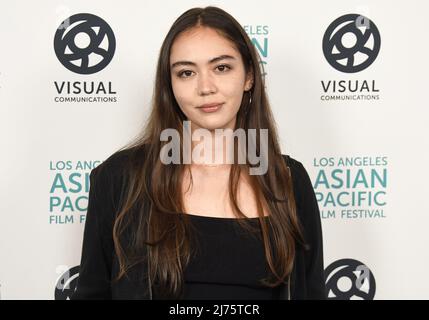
[189,122,237,166]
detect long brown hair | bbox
[111,6,305,298]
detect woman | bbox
[71,6,326,300]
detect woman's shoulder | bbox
[91,145,144,180]
[281,153,321,233]
[87,146,147,221]
[281,154,311,185]
[281,154,318,211]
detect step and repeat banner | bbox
[1,0,428,299]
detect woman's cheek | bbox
[222,84,245,106]
[172,85,191,111]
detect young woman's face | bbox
[170,26,253,131]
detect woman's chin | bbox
[189,119,232,132]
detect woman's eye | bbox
[216,64,231,72]
[178,70,194,78]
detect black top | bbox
[71,147,326,300]
[176,214,279,300]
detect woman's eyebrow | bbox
[171,54,236,69]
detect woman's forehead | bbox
[170,27,240,64]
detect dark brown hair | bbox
[112,6,304,299]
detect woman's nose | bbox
[197,72,217,95]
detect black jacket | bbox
[71,147,326,300]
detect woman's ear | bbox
[244,70,254,92]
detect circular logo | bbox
[325,258,376,300]
[54,265,80,300]
[54,13,116,74]
[322,14,381,73]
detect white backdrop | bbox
[1,0,428,299]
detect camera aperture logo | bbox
[313,156,387,219]
[325,258,376,300]
[54,13,115,75]
[323,14,380,73]
[55,265,80,300]
[49,160,100,225]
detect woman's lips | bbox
[198,103,224,113]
